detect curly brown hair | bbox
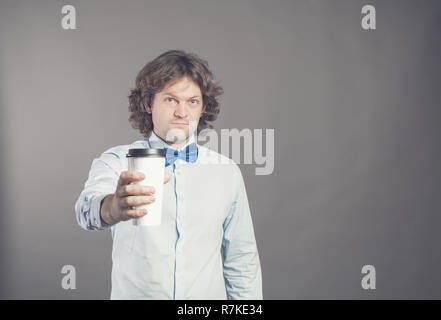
[128,50,224,138]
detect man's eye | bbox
[190,99,199,104]
[167,98,175,103]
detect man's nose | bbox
[174,103,187,118]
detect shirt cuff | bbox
[91,193,113,230]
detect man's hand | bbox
[100,170,170,226]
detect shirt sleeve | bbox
[222,164,263,299]
[74,148,123,231]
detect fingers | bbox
[118,184,156,197]
[118,170,145,188]
[119,171,169,190]
[121,208,148,220]
[119,195,156,208]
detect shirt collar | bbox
[146,130,196,151]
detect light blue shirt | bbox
[74,131,263,299]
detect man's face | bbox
[146,76,205,146]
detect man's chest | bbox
[162,162,236,228]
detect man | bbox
[74,50,262,299]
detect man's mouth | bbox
[171,122,189,125]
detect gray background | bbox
[1,0,440,299]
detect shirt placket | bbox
[173,160,185,299]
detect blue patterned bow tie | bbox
[164,142,199,167]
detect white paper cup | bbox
[126,148,165,226]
